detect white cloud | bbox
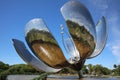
[108,12,120,37]
[108,40,120,63]
[105,2,120,63]
[84,0,111,18]
[92,0,108,10]
[112,45,120,56]
[86,0,120,63]
[88,0,109,10]
[112,45,120,63]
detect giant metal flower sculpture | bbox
[12,0,107,78]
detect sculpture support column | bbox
[78,70,83,79]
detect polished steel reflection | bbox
[61,0,96,60]
[60,25,80,64]
[25,19,69,69]
[12,0,107,78]
[12,39,61,72]
[88,17,107,58]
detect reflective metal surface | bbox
[61,0,96,60]
[12,39,61,72]
[12,0,107,77]
[25,18,69,69]
[88,17,107,58]
[60,25,80,64]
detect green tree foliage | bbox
[82,65,88,74]
[113,64,117,69]
[113,64,120,76]
[0,61,9,73]
[26,29,57,45]
[0,61,120,80]
[7,64,41,74]
[0,62,44,80]
[93,64,111,76]
[87,64,93,75]
[82,64,111,76]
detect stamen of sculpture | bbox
[60,24,80,64]
[12,0,107,79]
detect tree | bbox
[101,67,111,75]
[113,64,117,69]
[113,64,120,76]
[0,63,43,80]
[93,64,111,76]
[87,64,93,75]
[0,61,9,73]
[93,64,103,75]
[82,65,88,74]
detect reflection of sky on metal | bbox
[60,24,80,63]
[25,18,49,36]
[88,17,107,58]
[61,0,96,40]
[62,33,80,64]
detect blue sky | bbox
[0,0,120,69]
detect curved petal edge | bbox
[12,39,61,72]
[88,16,107,59]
